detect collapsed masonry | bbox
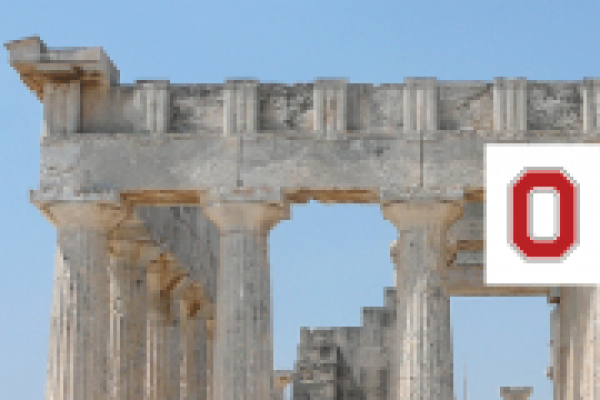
[292,287,397,400]
[5,35,600,400]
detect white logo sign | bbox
[486,143,600,285]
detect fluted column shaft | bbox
[107,242,159,400]
[107,241,138,400]
[206,322,214,400]
[382,201,462,400]
[204,199,289,400]
[145,260,180,400]
[179,285,209,400]
[44,203,127,400]
[558,286,600,400]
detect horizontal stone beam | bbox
[443,264,552,297]
[39,132,600,196]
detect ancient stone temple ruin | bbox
[6,35,600,400]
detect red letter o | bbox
[509,169,578,260]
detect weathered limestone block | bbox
[582,78,600,133]
[493,77,527,131]
[383,201,463,400]
[500,387,533,400]
[81,85,137,134]
[42,202,128,400]
[170,84,224,134]
[39,135,240,191]
[313,79,347,138]
[239,137,421,188]
[203,189,290,400]
[403,77,438,132]
[224,79,259,136]
[42,80,80,138]
[133,80,170,134]
[438,81,493,131]
[354,84,404,134]
[258,83,314,132]
[528,82,582,132]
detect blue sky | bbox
[2,0,598,398]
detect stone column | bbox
[562,285,600,400]
[203,190,290,400]
[179,279,209,400]
[382,200,463,400]
[548,301,560,400]
[557,287,577,400]
[43,203,127,400]
[107,240,138,400]
[205,318,215,400]
[106,241,160,400]
[130,245,161,400]
[500,387,533,400]
[145,256,181,400]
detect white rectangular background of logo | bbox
[486,143,600,285]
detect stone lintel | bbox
[379,186,465,204]
[118,188,484,207]
[442,265,553,296]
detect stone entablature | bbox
[7,36,600,140]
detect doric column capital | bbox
[44,202,128,230]
[381,200,464,232]
[203,188,291,233]
[138,243,163,266]
[108,239,140,261]
[273,370,293,390]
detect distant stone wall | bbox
[292,287,397,400]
